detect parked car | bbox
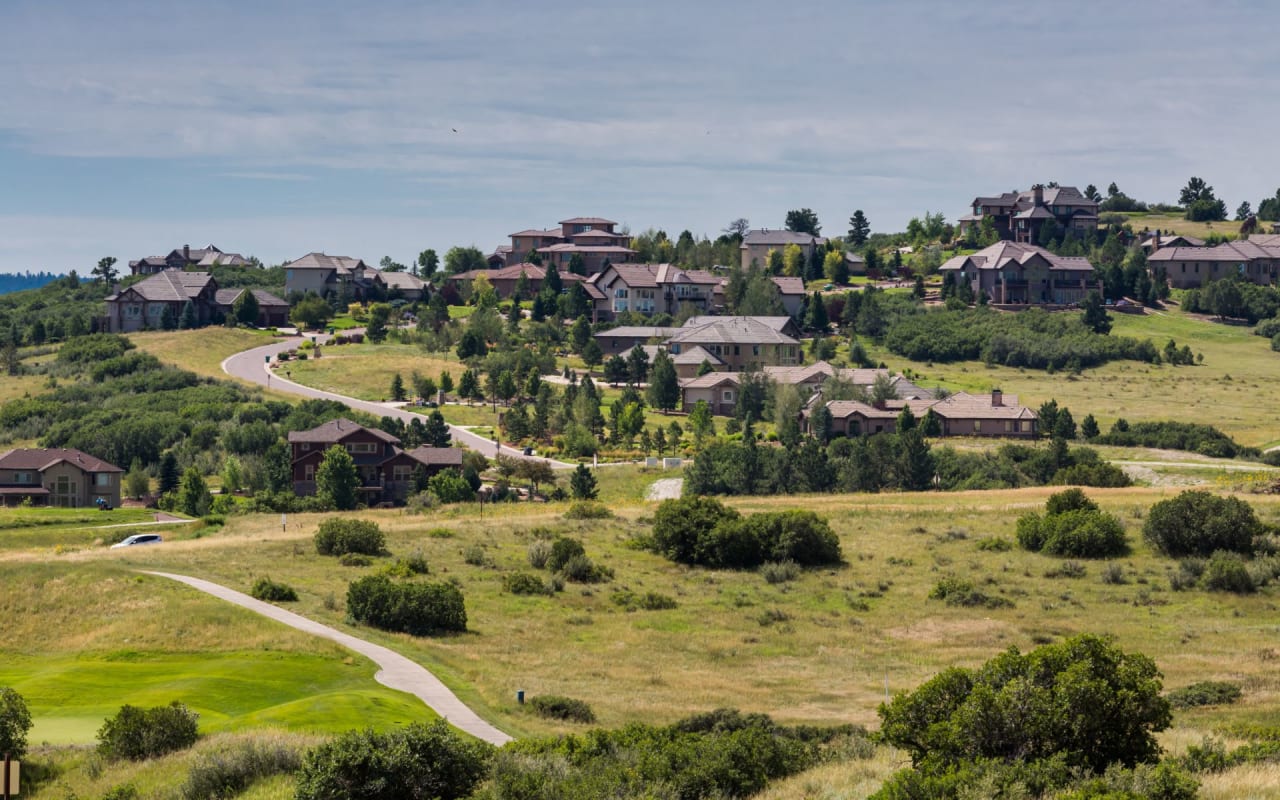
[111,534,163,549]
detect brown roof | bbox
[668,317,799,346]
[0,448,123,473]
[597,326,682,339]
[682,315,794,333]
[622,344,724,367]
[286,252,367,274]
[286,418,400,445]
[404,446,464,467]
[375,270,427,291]
[601,264,659,288]
[537,244,636,254]
[771,276,806,296]
[1148,240,1280,263]
[559,217,617,225]
[107,269,214,302]
[449,264,586,284]
[680,372,741,390]
[741,229,828,247]
[930,392,1037,420]
[823,398,938,420]
[940,242,1094,274]
[215,288,288,307]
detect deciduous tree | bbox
[316,444,359,510]
[785,208,821,235]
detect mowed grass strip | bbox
[285,342,466,401]
[84,487,1280,739]
[0,562,433,744]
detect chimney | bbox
[991,388,1003,407]
[183,244,190,262]
[1154,231,1161,249]
[1031,184,1044,207]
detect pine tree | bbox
[158,452,180,496]
[425,410,452,447]
[569,463,598,500]
[847,210,870,246]
[234,289,260,326]
[390,372,406,401]
[569,316,591,353]
[175,467,212,516]
[179,301,198,330]
[804,292,828,332]
[458,369,479,403]
[439,370,454,395]
[646,350,680,412]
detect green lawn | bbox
[285,342,465,402]
[1116,211,1243,240]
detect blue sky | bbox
[1,0,1276,273]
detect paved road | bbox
[221,336,574,468]
[145,571,513,746]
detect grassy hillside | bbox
[1116,211,1247,240]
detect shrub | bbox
[1144,491,1263,558]
[462,544,489,566]
[338,553,373,567]
[1167,681,1243,709]
[563,500,613,520]
[651,496,741,565]
[929,576,1014,609]
[1045,561,1087,579]
[249,577,298,602]
[346,575,467,635]
[503,572,552,596]
[1045,487,1096,516]
[382,554,429,578]
[0,687,33,759]
[526,540,551,569]
[1018,490,1128,559]
[180,736,302,800]
[528,695,596,723]
[294,721,491,800]
[761,560,802,584]
[101,786,139,800]
[559,553,612,583]
[97,702,200,761]
[976,537,1013,552]
[1200,551,1255,593]
[314,518,385,557]
[1100,563,1128,585]
[546,537,586,572]
[611,590,678,611]
[651,500,841,570]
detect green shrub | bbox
[101,786,139,800]
[1045,561,1087,579]
[1200,551,1255,593]
[611,590,678,611]
[1167,681,1243,709]
[249,577,298,602]
[929,576,1014,609]
[528,695,596,723]
[651,499,841,569]
[180,736,302,800]
[651,496,741,565]
[546,537,586,572]
[563,500,613,520]
[382,554,430,578]
[503,572,552,596]
[338,553,373,567]
[97,702,200,761]
[346,575,467,635]
[462,544,489,566]
[1018,491,1128,558]
[314,518,385,556]
[1045,487,1096,516]
[1100,563,1128,585]
[1143,491,1262,557]
[0,687,33,759]
[526,540,551,569]
[976,537,1013,552]
[294,721,491,800]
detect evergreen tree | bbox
[544,261,563,295]
[179,301,198,330]
[896,405,917,432]
[626,346,650,386]
[158,452,180,496]
[390,372,406,401]
[316,444,360,510]
[1080,414,1100,440]
[159,305,177,331]
[688,400,714,446]
[569,463,598,500]
[804,291,829,332]
[424,410,452,447]
[506,297,522,331]
[234,289,260,326]
[847,210,870,246]
[439,370,454,395]
[913,274,925,299]
[581,338,604,368]
[458,369,479,402]
[1081,291,1112,334]
[264,442,291,493]
[176,467,212,516]
[646,350,681,413]
[569,315,592,353]
[895,429,935,491]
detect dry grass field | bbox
[284,342,466,402]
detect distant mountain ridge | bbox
[0,271,66,295]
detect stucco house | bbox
[502,217,637,274]
[939,242,1099,305]
[446,263,587,301]
[129,244,250,276]
[588,263,720,320]
[283,253,384,300]
[680,362,931,415]
[214,288,290,328]
[958,184,1099,243]
[287,418,463,505]
[812,390,1037,439]
[595,326,683,357]
[664,316,801,371]
[105,269,220,332]
[1147,239,1280,289]
[739,229,827,271]
[0,448,122,508]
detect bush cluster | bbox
[346,575,467,635]
[314,518,386,556]
[563,500,613,520]
[928,576,1014,609]
[294,721,491,800]
[179,736,302,800]
[1097,420,1258,459]
[610,589,678,611]
[502,572,553,596]
[97,702,200,761]
[1167,681,1243,710]
[528,536,612,583]
[650,497,841,569]
[1017,489,1129,558]
[1143,490,1263,557]
[249,577,298,602]
[527,695,596,723]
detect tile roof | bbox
[771,276,806,295]
[1248,234,1280,247]
[449,264,586,284]
[680,372,741,389]
[537,243,637,254]
[215,288,289,307]
[286,252,368,274]
[508,228,563,238]
[376,270,427,291]
[597,326,682,339]
[0,448,123,473]
[571,229,629,239]
[741,229,828,247]
[931,392,1037,420]
[621,344,724,366]
[196,251,249,266]
[404,446,465,467]
[682,315,793,332]
[108,269,214,302]
[824,398,940,420]
[286,418,400,445]
[1148,241,1280,263]
[939,242,1095,273]
[668,317,799,346]
[602,264,659,288]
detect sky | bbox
[1,0,1277,274]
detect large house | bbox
[939,242,1100,305]
[664,316,801,371]
[502,217,637,274]
[0,448,122,508]
[129,244,251,276]
[1148,239,1280,289]
[812,390,1037,439]
[739,229,827,271]
[284,253,381,300]
[595,326,683,357]
[287,418,463,505]
[959,184,1099,243]
[679,362,930,416]
[105,269,287,332]
[587,263,720,320]
[446,263,588,301]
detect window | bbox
[147,303,165,317]
[95,473,111,487]
[304,464,315,480]
[1004,421,1012,433]
[722,390,735,402]
[670,344,681,354]
[752,345,760,356]
[1021,420,1032,432]
[14,471,32,484]
[346,442,378,455]
[974,420,982,432]
[392,465,412,481]
[126,304,142,318]
[733,345,740,356]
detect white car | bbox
[111,533,164,549]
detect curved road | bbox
[146,571,512,745]
[222,335,573,468]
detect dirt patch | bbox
[887,617,1012,646]
[645,478,684,501]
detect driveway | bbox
[145,571,512,745]
[222,336,573,468]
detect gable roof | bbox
[108,269,214,302]
[668,317,799,346]
[559,217,617,225]
[741,229,828,247]
[682,315,794,332]
[939,241,1095,273]
[597,326,682,340]
[286,253,368,274]
[1148,240,1280,263]
[621,344,724,367]
[0,448,122,473]
[680,372,741,390]
[771,276,806,296]
[930,392,1037,420]
[376,270,427,291]
[286,418,400,445]
[214,288,288,307]
[404,446,465,467]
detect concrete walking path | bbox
[145,570,513,746]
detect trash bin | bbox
[516,690,525,705]
[522,446,533,456]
